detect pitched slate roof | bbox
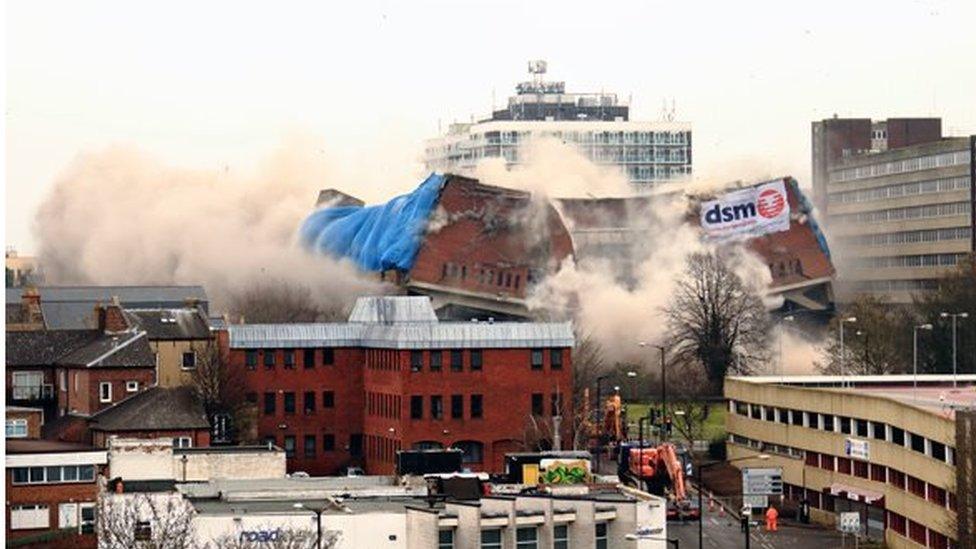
[6,285,209,330]
[57,331,155,368]
[88,387,210,432]
[128,308,211,340]
[5,329,155,368]
[5,330,101,366]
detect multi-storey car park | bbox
[725,374,976,549]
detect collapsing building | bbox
[299,174,834,320]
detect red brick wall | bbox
[5,467,103,543]
[63,367,155,416]
[364,347,574,474]
[228,343,573,475]
[410,177,575,299]
[5,409,43,438]
[227,347,365,475]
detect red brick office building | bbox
[226,296,574,475]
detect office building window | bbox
[245,350,258,369]
[323,391,335,408]
[550,349,563,369]
[323,433,335,451]
[481,529,502,549]
[471,394,483,418]
[910,433,926,453]
[264,393,276,415]
[411,396,423,419]
[10,504,50,530]
[304,435,316,458]
[430,351,443,371]
[323,348,335,365]
[182,352,196,369]
[891,427,906,446]
[840,417,851,434]
[304,391,316,414]
[516,527,537,549]
[438,529,454,549]
[531,349,543,370]
[451,395,464,419]
[931,440,947,462]
[411,350,424,372]
[264,350,276,369]
[6,419,28,438]
[531,393,544,416]
[304,349,316,368]
[450,350,463,371]
[455,440,483,463]
[431,396,444,420]
[283,350,295,369]
[856,419,868,437]
[283,392,296,415]
[595,522,609,549]
[470,349,482,371]
[553,524,569,549]
[284,436,295,458]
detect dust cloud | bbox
[470,137,780,366]
[32,134,384,315]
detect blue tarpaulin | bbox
[299,173,446,272]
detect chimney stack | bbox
[97,296,130,333]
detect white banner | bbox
[700,179,791,240]
[845,438,870,461]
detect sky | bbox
[6,0,976,253]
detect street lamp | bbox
[839,317,857,388]
[697,453,770,549]
[914,323,934,401]
[940,312,968,388]
[639,342,668,440]
[779,315,795,383]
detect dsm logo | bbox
[704,188,786,224]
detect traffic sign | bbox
[742,467,783,495]
[838,512,860,534]
[743,494,768,509]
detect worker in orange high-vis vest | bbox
[765,506,779,532]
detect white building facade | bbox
[424,61,692,190]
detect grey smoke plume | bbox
[32,135,384,314]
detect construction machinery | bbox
[618,441,699,521]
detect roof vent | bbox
[488,317,495,324]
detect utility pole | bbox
[940,312,968,388]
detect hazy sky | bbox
[7,0,975,252]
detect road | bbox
[667,493,847,548]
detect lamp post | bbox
[779,315,795,382]
[940,312,968,388]
[293,502,325,549]
[914,323,933,401]
[697,453,770,549]
[639,342,667,440]
[839,317,857,388]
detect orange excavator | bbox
[619,442,698,520]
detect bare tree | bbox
[666,362,713,447]
[96,492,195,549]
[228,280,347,323]
[570,331,609,449]
[191,342,255,443]
[666,251,770,390]
[816,294,912,375]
